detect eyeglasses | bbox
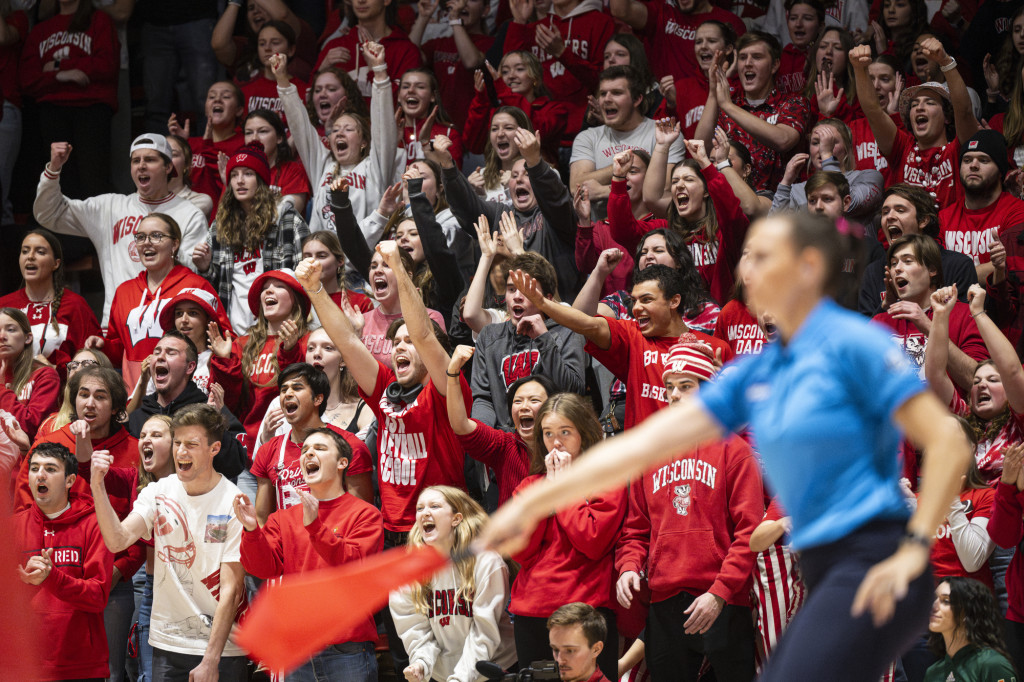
[67,359,98,371]
[134,232,171,245]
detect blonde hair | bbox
[0,308,35,396]
[137,414,173,492]
[406,486,488,616]
[213,182,279,252]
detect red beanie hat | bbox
[662,334,717,383]
[225,141,271,187]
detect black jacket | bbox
[127,381,249,478]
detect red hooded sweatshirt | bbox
[240,493,384,643]
[503,0,615,137]
[16,424,144,582]
[105,264,219,390]
[510,474,626,617]
[615,435,763,605]
[462,80,570,164]
[11,493,113,680]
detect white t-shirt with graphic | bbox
[132,474,246,657]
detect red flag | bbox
[234,544,449,672]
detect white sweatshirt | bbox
[280,76,402,243]
[33,168,208,326]
[390,550,517,682]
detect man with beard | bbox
[127,331,248,479]
[938,130,1024,287]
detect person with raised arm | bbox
[850,38,980,210]
[90,404,248,682]
[33,136,208,328]
[295,245,468,673]
[427,129,581,300]
[274,45,401,239]
[508,263,731,430]
[480,212,973,682]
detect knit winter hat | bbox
[662,334,717,383]
[961,129,1009,182]
[225,141,271,186]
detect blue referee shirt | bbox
[697,299,926,550]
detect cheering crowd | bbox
[3,0,1024,680]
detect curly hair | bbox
[406,486,488,616]
[213,180,279,253]
[928,577,1015,665]
[633,229,715,313]
[0,308,35,397]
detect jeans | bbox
[141,19,219,133]
[151,648,247,682]
[286,641,377,682]
[0,101,21,224]
[135,571,155,682]
[759,520,933,682]
[105,577,136,682]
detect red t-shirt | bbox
[250,424,372,511]
[241,75,307,129]
[886,129,960,210]
[641,2,746,81]
[849,116,891,173]
[585,317,733,429]
[713,299,767,357]
[939,192,1024,266]
[270,159,312,201]
[359,363,469,531]
[422,33,495,130]
[929,486,994,587]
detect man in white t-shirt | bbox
[570,65,686,202]
[91,404,248,681]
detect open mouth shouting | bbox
[912,113,931,134]
[509,303,526,322]
[176,455,194,474]
[635,315,652,333]
[742,68,758,88]
[517,412,536,437]
[697,49,714,69]
[282,395,301,421]
[302,454,322,483]
[393,352,413,378]
[420,517,438,540]
[494,137,512,157]
[262,290,281,316]
[141,442,156,469]
[674,188,691,213]
[893,275,909,294]
[152,361,171,388]
[371,273,390,299]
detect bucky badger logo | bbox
[673,484,692,516]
